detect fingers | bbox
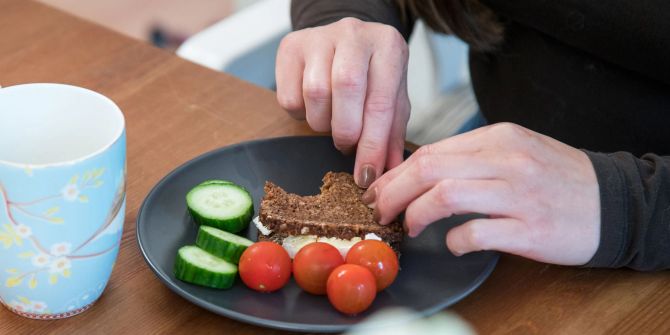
[404,179,515,237]
[277,19,412,178]
[362,124,505,205]
[385,70,410,170]
[353,47,404,187]
[446,217,530,257]
[275,34,306,119]
[352,26,409,187]
[330,41,372,154]
[302,41,336,132]
[372,153,504,225]
[367,134,486,198]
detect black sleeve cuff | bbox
[291,0,414,41]
[583,150,670,271]
[582,151,629,268]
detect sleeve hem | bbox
[290,0,413,41]
[582,151,629,268]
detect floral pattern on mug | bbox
[50,243,71,256]
[1,167,124,295]
[14,225,32,238]
[0,83,126,319]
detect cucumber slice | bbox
[198,179,233,186]
[196,225,253,264]
[174,246,237,289]
[186,182,253,233]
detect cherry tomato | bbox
[238,241,291,292]
[293,242,344,295]
[345,240,399,291]
[326,264,377,315]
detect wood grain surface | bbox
[1,1,669,334]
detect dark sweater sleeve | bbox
[480,0,670,85]
[291,0,414,41]
[584,151,670,270]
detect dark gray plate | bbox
[137,136,498,333]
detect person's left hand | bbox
[362,122,601,265]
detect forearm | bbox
[291,0,414,40]
[585,151,670,270]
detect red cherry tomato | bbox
[293,242,344,295]
[326,264,377,315]
[345,240,399,291]
[238,241,291,292]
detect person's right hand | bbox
[276,18,410,188]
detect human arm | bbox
[291,0,413,40]
[276,1,413,187]
[363,122,670,270]
[584,151,670,270]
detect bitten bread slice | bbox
[257,172,403,251]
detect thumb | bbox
[446,218,530,256]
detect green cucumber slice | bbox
[174,246,237,289]
[196,225,253,264]
[186,182,253,233]
[198,179,233,186]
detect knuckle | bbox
[306,119,330,133]
[278,32,301,52]
[382,26,407,45]
[489,122,528,139]
[414,155,437,181]
[376,190,390,213]
[332,68,366,92]
[464,222,487,251]
[357,136,384,153]
[377,25,409,58]
[336,17,363,31]
[365,93,395,117]
[333,127,361,147]
[277,95,304,113]
[415,144,435,157]
[434,180,457,208]
[303,85,331,103]
[511,153,542,177]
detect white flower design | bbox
[49,257,71,274]
[31,301,48,313]
[10,300,31,313]
[61,183,80,202]
[50,242,71,256]
[31,253,51,268]
[15,224,32,238]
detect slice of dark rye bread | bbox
[257,172,403,251]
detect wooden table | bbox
[1,1,669,334]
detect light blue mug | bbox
[0,83,126,319]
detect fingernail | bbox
[373,208,381,223]
[358,164,376,188]
[450,248,463,257]
[361,187,376,205]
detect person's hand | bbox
[276,18,410,188]
[362,123,601,265]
